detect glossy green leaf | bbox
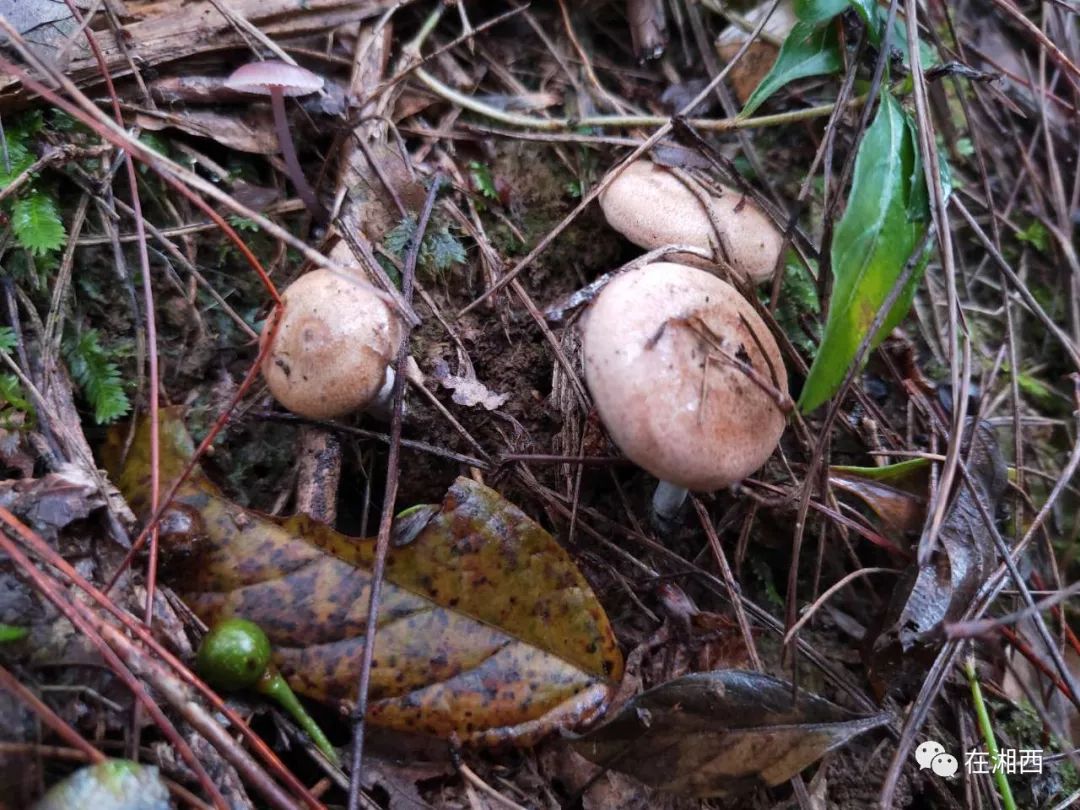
[741,21,843,116]
[830,457,930,483]
[844,1,937,67]
[798,93,929,412]
[103,409,623,747]
[793,0,848,25]
[844,0,875,28]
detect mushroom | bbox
[599,160,783,284]
[224,60,327,221]
[261,268,402,420]
[581,261,788,527]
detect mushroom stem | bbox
[365,367,402,422]
[268,87,327,222]
[651,480,688,529]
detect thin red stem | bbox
[0,517,226,808]
[60,0,163,760]
[1032,572,1080,658]
[1000,626,1080,710]
[104,307,281,592]
[0,504,324,810]
[0,663,105,763]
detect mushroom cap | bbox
[581,262,787,491]
[260,269,401,419]
[599,160,783,284]
[224,60,324,97]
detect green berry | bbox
[196,618,272,691]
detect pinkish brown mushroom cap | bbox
[225,60,324,97]
[599,160,784,284]
[261,269,401,419]
[582,261,787,491]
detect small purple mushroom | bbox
[225,60,327,221]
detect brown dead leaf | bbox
[340,140,426,244]
[570,670,889,798]
[0,465,103,535]
[0,0,83,72]
[102,409,623,747]
[134,107,279,155]
[866,423,1008,696]
[715,0,795,103]
[0,0,400,107]
[0,426,35,478]
[539,742,660,810]
[829,458,930,538]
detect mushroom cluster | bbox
[599,160,783,284]
[260,269,402,420]
[582,262,788,526]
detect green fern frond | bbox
[426,228,466,273]
[0,140,33,187]
[384,215,417,257]
[65,330,130,424]
[11,192,66,256]
[383,216,466,277]
[0,327,31,422]
[0,373,32,417]
[0,113,43,187]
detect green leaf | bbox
[0,624,28,643]
[0,141,34,188]
[226,214,259,232]
[741,21,843,116]
[384,216,465,276]
[799,93,929,412]
[467,160,498,200]
[845,0,876,28]
[1016,220,1050,253]
[0,373,32,417]
[10,191,65,255]
[0,326,15,353]
[794,0,849,24]
[844,3,938,67]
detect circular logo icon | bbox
[931,753,959,778]
[915,740,946,769]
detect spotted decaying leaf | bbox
[570,670,890,798]
[102,409,623,746]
